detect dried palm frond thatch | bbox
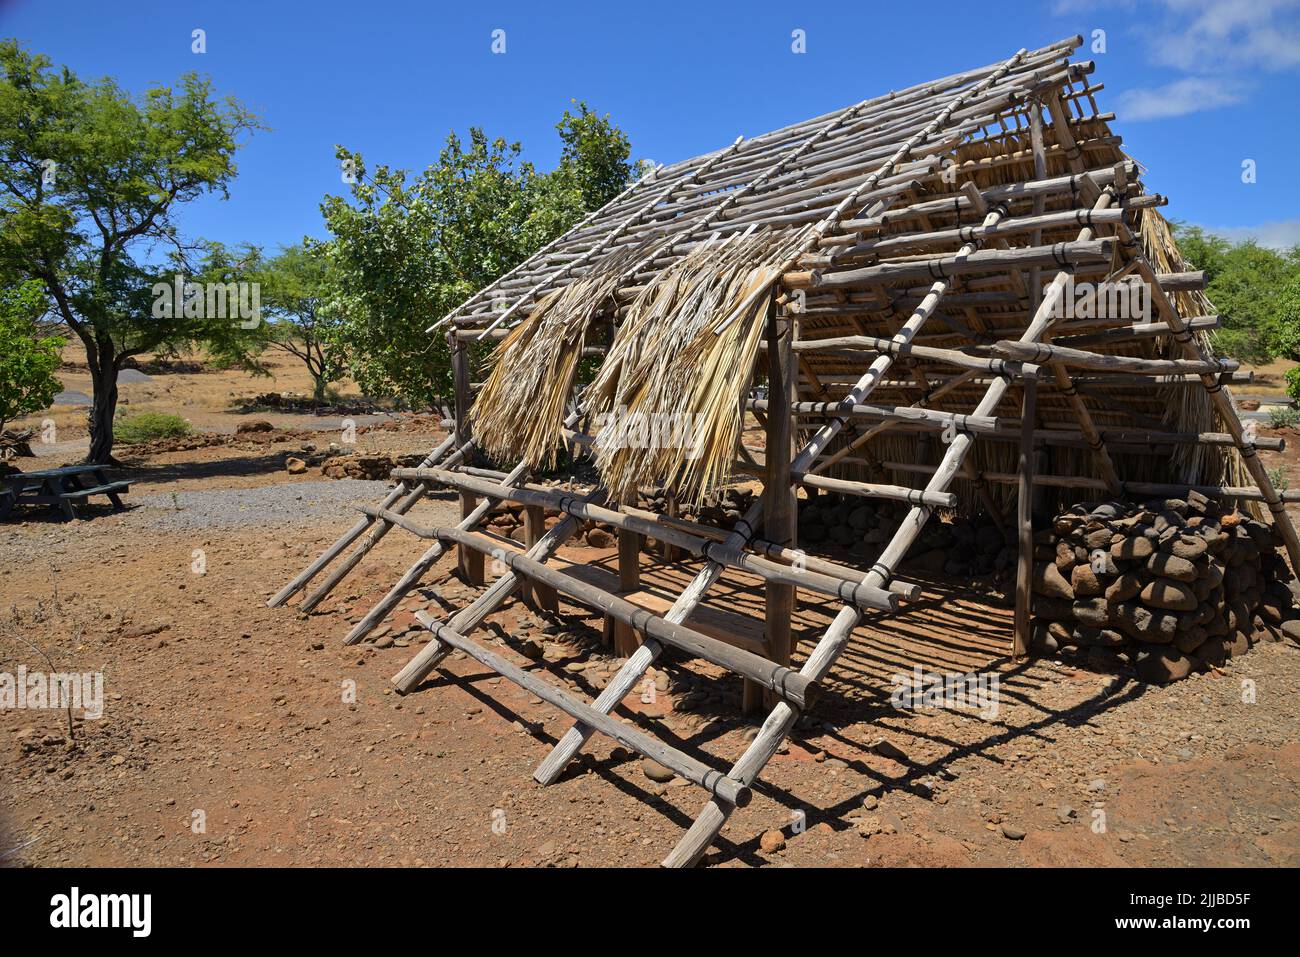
[470,247,644,469]
[587,226,808,504]
[1139,208,1257,512]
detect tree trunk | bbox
[86,358,119,465]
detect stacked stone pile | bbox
[1030,492,1300,682]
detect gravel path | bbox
[0,480,398,561]
[124,478,395,531]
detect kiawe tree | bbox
[0,40,262,462]
[322,101,634,407]
[249,240,345,403]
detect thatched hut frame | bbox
[271,36,1296,866]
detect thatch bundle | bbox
[469,248,640,469]
[587,227,806,504]
[1138,208,1252,504]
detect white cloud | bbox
[1153,0,1300,73]
[1115,76,1246,120]
[1054,0,1300,72]
[1193,219,1300,250]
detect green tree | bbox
[1173,224,1300,362]
[0,41,263,462]
[253,240,345,402]
[523,103,635,246]
[0,279,63,433]
[322,101,632,407]
[1270,273,1300,398]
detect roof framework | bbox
[270,36,1298,866]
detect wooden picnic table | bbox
[0,464,131,521]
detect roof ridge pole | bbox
[429,163,664,333]
[536,44,1038,791]
[471,136,750,338]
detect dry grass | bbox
[586,227,806,504]
[1238,357,1297,397]
[10,340,363,438]
[470,247,644,469]
[1139,209,1250,495]
[470,227,807,504]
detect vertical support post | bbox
[524,505,558,612]
[452,334,484,586]
[755,302,798,713]
[614,493,643,657]
[663,490,680,563]
[1013,376,1038,657]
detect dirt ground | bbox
[2,354,1299,868]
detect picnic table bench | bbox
[0,464,130,521]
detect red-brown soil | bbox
[2,418,1299,868]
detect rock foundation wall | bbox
[1030,492,1299,682]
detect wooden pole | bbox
[392,467,901,609]
[295,437,476,612]
[524,505,558,612]
[384,519,819,708]
[1012,379,1037,657]
[266,430,459,607]
[390,493,604,695]
[452,336,484,586]
[343,459,531,645]
[614,495,642,657]
[754,305,798,713]
[662,490,680,562]
[413,613,751,807]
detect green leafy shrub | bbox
[0,281,63,432]
[1286,366,1300,402]
[1267,406,1300,429]
[114,412,193,444]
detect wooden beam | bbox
[267,431,461,608]
[992,338,1238,376]
[1013,379,1036,658]
[524,505,558,612]
[452,337,485,586]
[758,305,797,713]
[377,515,820,708]
[614,494,642,657]
[390,492,603,695]
[413,612,751,807]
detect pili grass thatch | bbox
[587,227,808,504]
[469,248,640,469]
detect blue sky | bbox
[4,0,1299,252]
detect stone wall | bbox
[1030,492,1300,682]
